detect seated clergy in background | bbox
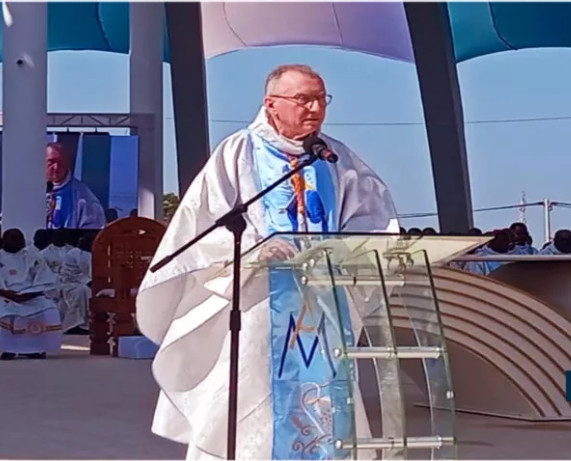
[540,229,571,255]
[0,229,62,360]
[137,64,399,459]
[41,229,73,275]
[449,227,485,270]
[59,236,93,333]
[46,142,106,230]
[32,229,51,252]
[105,208,119,225]
[464,229,512,276]
[509,222,538,255]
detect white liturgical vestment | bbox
[0,248,62,354]
[59,247,92,332]
[137,108,399,459]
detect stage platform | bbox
[0,335,569,459]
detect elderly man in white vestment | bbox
[0,229,62,360]
[137,64,399,460]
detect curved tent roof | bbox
[200,2,413,61]
[448,2,571,61]
[0,2,570,63]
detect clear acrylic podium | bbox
[238,232,486,460]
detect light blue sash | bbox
[47,181,74,229]
[250,132,355,459]
[249,133,337,234]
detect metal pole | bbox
[130,2,164,221]
[2,2,47,238]
[544,198,552,243]
[404,2,473,233]
[165,2,210,197]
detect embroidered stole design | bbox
[249,132,355,459]
[286,154,308,233]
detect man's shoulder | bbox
[69,176,99,199]
[66,247,81,258]
[23,247,44,265]
[214,129,251,152]
[320,133,367,168]
[320,133,394,193]
[207,129,253,165]
[321,133,347,149]
[69,176,89,188]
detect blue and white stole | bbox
[47,181,74,229]
[250,132,355,459]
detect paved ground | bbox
[1,336,570,459]
[0,336,185,460]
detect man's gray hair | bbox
[264,64,323,95]
[46,141,70,160]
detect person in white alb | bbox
[137,64,400,459]
[59,235,93,333]
[0,229,62,360]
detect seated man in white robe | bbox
[540,229,571,255]
[0,229,62,360]
[137,64,400,460]
[41,229,73,275]
[59,235,93,333]
[41,229,73,311]
[464,229,512,275]
[32,229,51,252]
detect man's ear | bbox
[264,96,275,112]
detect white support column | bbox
[2,3,48,239]
[130,2,164,221]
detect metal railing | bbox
[399,198,571,242]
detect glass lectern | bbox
[237,232,487,460]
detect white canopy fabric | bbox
[201,2,414,62]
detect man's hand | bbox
[258,238,298,262]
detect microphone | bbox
[303,135,339,163]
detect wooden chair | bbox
[89,217,166,356]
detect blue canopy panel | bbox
[1,2,571,64]
[449,2,571,62]
[0,2,170,61]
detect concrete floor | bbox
[1,336,570,459]
[0,336,185,460]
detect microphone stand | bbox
[150,152,321,460]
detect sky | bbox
[4,43,571,244]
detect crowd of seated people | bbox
[1,218,564,360]
[0,209,153,360]
[400,222,571,276]
[0,228,94,360]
